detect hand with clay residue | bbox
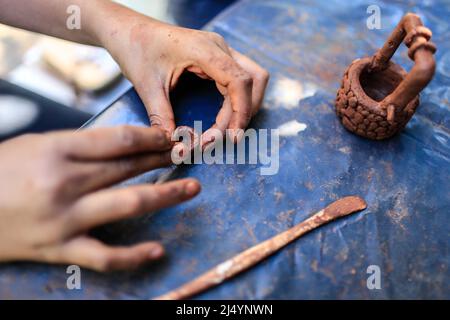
[100,8,269,143]
[0,1,269,142]
[0,127,200,271]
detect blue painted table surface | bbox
[0,0,449,299]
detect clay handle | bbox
[369,13,436,121]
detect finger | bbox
[68,179,201,232]
[136,81,176,136]
[202,97,232,147]
[69,151,173,195]
[60,126,172,160]
[229,47,269,116]
[197,53,253,138]
[58,237,165,272]
[213,96,233,132]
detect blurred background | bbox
[0,0,235,141]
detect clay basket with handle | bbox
[335,13,436,140]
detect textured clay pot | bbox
[335,13,436,140]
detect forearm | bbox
[0,0,147,46]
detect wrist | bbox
[89,2,161,50]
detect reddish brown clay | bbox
[335,13,436,140]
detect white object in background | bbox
[8,63,77,106]
[269,76,317,109]
[7,44,77,106]
[0,95,39,135]
[277,120,307,136]
[41,39,121,92]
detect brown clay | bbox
[335,13,436,140]
[154,196,367,300]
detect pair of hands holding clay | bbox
[0,0,269,271]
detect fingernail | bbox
[149,245,164,259]
[185,181,200,196]
[164,130,173,143]
[201,136,216,151]
[203,135,215,145]
[159,131,170,145]
[229,129,244,144]
[202,141,212,152]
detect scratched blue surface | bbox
[0,0,449,299]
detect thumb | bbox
[137,84,176,137]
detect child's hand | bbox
[100,16,269,142]
[0,0,269,140]
[0,126,200,271]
